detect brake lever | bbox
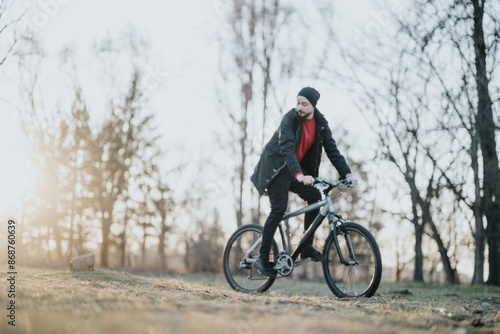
[339,179,357,188]
[313,177,325,184]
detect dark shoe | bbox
[300,246,322,262]
[253,257,277,278]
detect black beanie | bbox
[297,87,320,107]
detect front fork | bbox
[328,213,358,266]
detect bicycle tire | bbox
[223,224,279,293]
[322,222,382,298]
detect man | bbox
[250,87,358,278]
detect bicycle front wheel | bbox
[322,222,382,298]
[223,224,279,293]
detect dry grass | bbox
[0,268,499,334]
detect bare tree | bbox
[85,68,159,267]
[252,0,294,225]
[221,0,257,229]
[0,0,23,67]
[471,0,500,285]
[86,30,161,267]
[20,80,95,266]
[61,86,94,262]
[15,23,173,269]
[393,0,499,284]
[153,179,173,272]
[329,57,460,283]
[217,0,298,229]
[319,0,499,284]
[182,189,226,273]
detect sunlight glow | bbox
[0,132,34,215]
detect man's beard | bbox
[298,111,312,120]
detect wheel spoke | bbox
[322,223,382,298]
[223,224,278,293]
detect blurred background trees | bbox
[322,0,499,284]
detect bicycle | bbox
[222,178,382,298]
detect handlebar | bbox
[313,177,356,196]
[313,177,356,189]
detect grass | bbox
[0,268,499,334]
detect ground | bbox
[0,268,499,334]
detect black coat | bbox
[250,108,351,196]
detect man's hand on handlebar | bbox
[296,174,315,186]
[345,173,359,186]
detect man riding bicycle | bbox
[250,87,358,278]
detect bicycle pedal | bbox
[294,258,312,266]
[273,263,285,270]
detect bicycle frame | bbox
[243,187,358,269]
[282,198,330,261]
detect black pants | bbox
[260,168,322,260]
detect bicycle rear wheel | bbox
[322,222,382,298]
[223,224,279,293]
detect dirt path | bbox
[0,269,498,333]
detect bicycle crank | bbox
[273,254,294,276]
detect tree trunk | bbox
[420,200,459,284]
[472,147,485,284]
[76,223,84,255]
[159,226,166,271]
[237,112,247,229]
[158,216,167,271]
[141,231,147,264]
[51,215,64,263]
[408,173,424,282]
[473,226,486,284]
[486,221,500,285]
[414,223,424,282]
[472,0,500,285]
[101,215,111,267]
[119,229,126,268]
[68,212,74,262]
[471,131,485,284]
[428,222,459,284]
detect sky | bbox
[1,0,221,209]
[1,0,395,208]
